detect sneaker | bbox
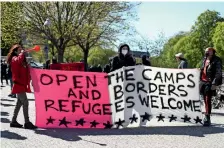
[10,121,23,128]
[24,122,38,129]
[8,94,12,97]
[203,115,211,126]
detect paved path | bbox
[1,83,224,148]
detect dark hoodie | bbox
[142,55,151,66]
[110,43,136,72]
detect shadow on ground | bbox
[1,118,11,123]
[1,130,27,140]
[212,112,224,116]
[35,129,107,146]
[34,125,224,142]
[0,102,15,107]
[1,111,9,116]
[1,98,15,102]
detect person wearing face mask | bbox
[175,53,188,69]
[199,47,222,126]
[110,43,136,72]
[142,54,151,66]
[7,44,37,129]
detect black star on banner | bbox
[90,120,99,128]
[46,116,55,125]
[194,116,203,124]
[129,114,138,124]
[156,114,165,122]
[168,114,177,122]
[103,121,113,129]
[115,118,125,129]
[59,117,71,127]
[140,112,151,122]
[75,118,86,126]
[181,115,191,123]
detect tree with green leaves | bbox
[22,2,139,71]
[23,2,87,62]
[1,2,24,55]
[190,10,223,57]
[71,2,139,70]
[64,46,116,66]
[213,22,224,61]
[153,10,224,68]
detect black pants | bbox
[200,81,213,115]
[1,73,8,85]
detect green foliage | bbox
[1,2,24,55]
[213,22,224,61]
[21,1,139,68]
[63,46,116,66]
[88,48,116,66]
[153,10,224,68]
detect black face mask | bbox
[205,52,209,57]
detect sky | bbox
[134,2,224,40]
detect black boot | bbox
[24,122,38,129]
[10,121,23,128]
[203,115,211,126]
[11,94,16,98]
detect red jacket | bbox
[11,53,31,94]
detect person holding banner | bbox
[141,54,151,66]
[110,43,136,72]
[7,44,37,129]
[200,47,222,126]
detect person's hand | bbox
[211,85,217,90]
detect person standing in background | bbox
[7,63,16,98]
[141,54,151,66]
[175,53,188,69]
[1,60,9,85]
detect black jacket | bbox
[200,55,222,86]
[1,63,7,74]
[7,64,12,78]
[103,64,111,73]
[110,43,136,72]
[142,55,151,66]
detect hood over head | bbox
[118,43,130,54]
[142,54,149,60]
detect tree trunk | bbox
[57,47,64,63]
[83,50,89,71]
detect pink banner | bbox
[30,68,112,128]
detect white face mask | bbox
[122,49,128,55]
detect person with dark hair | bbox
[103,64,110,73]
[142,54,151,66]
[175,53,188,69]
[52,57,57,64]
[97,64,102,72]
[7,44,37,129]
[45,59,50,69]
[110,43,136,72]
[200,47,222,126]
[7,63,16,98]
[1,59,9,85]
